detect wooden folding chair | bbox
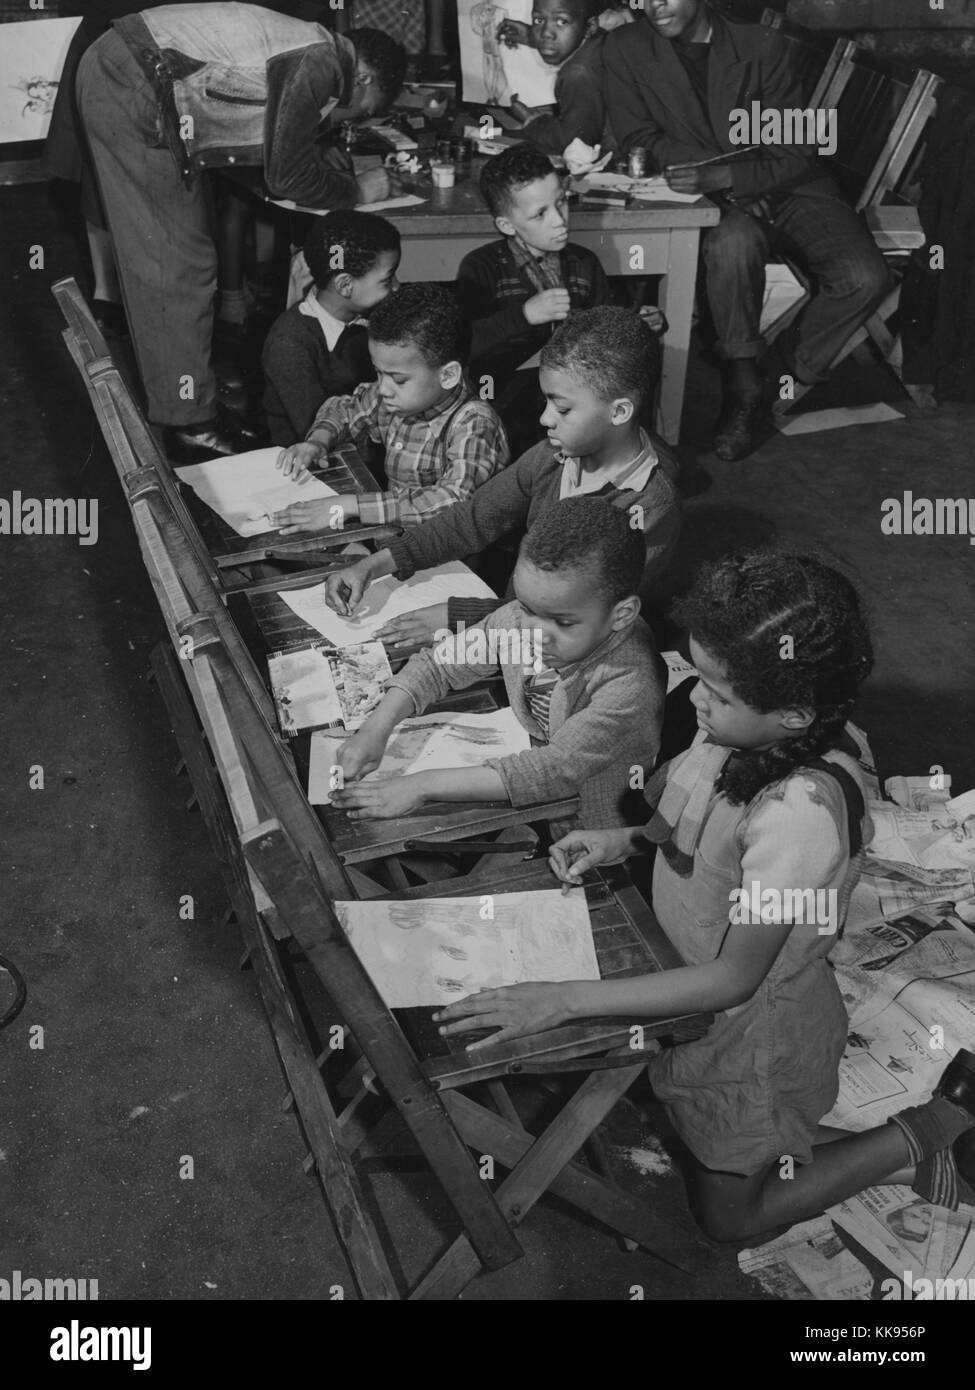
[773,63,944,414]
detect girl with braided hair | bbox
[435,550,975,1241]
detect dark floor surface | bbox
[2,181,973,1301]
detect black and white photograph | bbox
[2,0,975,1345]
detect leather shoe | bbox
[935,1047,975,1120]
[713,397,764,462]
[163,410,259,466]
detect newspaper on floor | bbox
[738,1216,875,1300]
[829,1185,975,1295]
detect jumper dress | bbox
[646,750,869,1176]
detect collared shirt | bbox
[558,428,659,499]
[298,288,367,351]
[523,664,560,738]
[304,379,509,526]
[508,234,565,293]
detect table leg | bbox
[656,228,701,445]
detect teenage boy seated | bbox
[496,0,609,159]
[321,306,680,648]
[455,144,611,459]
[603,0,890,462]
[330,497,664,827]
[271,284,509,532]
[262,211,402,446]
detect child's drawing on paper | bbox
[459,0,557,108]
[0,18,82,144]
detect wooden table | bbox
[274,166,719,446]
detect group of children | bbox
[249,127,975,1248]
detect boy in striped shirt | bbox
[271,284,508,531]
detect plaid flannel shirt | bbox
[304,379,509,526]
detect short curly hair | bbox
[480,144,561,218]
[303,211,400,290]
[520,496,645,605]
[367,282,468,367]
[541,306,662,406]
[347,28,407,102]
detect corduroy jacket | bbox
[114,3,360,206]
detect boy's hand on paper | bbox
[524,288,572,326]
[271,497,336,535]
[375,602,449,650]
[496,18,530,47]
[355,166,393,204]
[664,163,733,195]
[434,982,572,1049]
[332,774,425,819]
[324,559,370,615]
[548,827,639,884]
[276,441,322,481]
[335,730,385,782]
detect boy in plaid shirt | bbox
[455,145,612,459]
[272,284,508,532]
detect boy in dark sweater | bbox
[261,211,401,446]
[321,306,681,644]
[455,145,611,459]
[497,0,608,158]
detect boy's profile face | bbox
[645,0,707,42]
[531,0,594,66]
[538,364,630,457]
[369,338,455,416]
[513,557,627,670]
[495,173,569,254]
[345,249,401,314]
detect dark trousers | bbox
[701,190,891,384]
[77,30,218,427]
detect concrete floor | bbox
[2,181,973,1301]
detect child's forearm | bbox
[358,686,416,740]
[564,958,746,1022]
[411,767,509,804]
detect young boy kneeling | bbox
[330,496,664,828]
[272,284,509,532]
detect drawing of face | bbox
[494,172,569,253]
[531,0,594,66]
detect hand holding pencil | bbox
[548,827,645,893]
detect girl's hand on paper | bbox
[548,827,640,886]
[375,602,449,650]
[270,497,336,535]
[324,559,371,615]
[276,441,323,481]
[332,773,425,819]
[434,982,573,1049]
[664,163,733,195]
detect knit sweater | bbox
[455,238,611,394]
[387,600,665,827]
[384,436,681,627]
[261,304,374,446]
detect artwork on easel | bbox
[0,18,82,144]
[458,0,557,109]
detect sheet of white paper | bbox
[334,890,598,1008]
[268,648,343,736]
[573,172,702,204]
[774,404,904,437]
[271,194,426,216]
[0,18,81,144]
[458,0,557,107]
[175,447,337,536]
[308,707,530,803]
[279,560,495,647]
